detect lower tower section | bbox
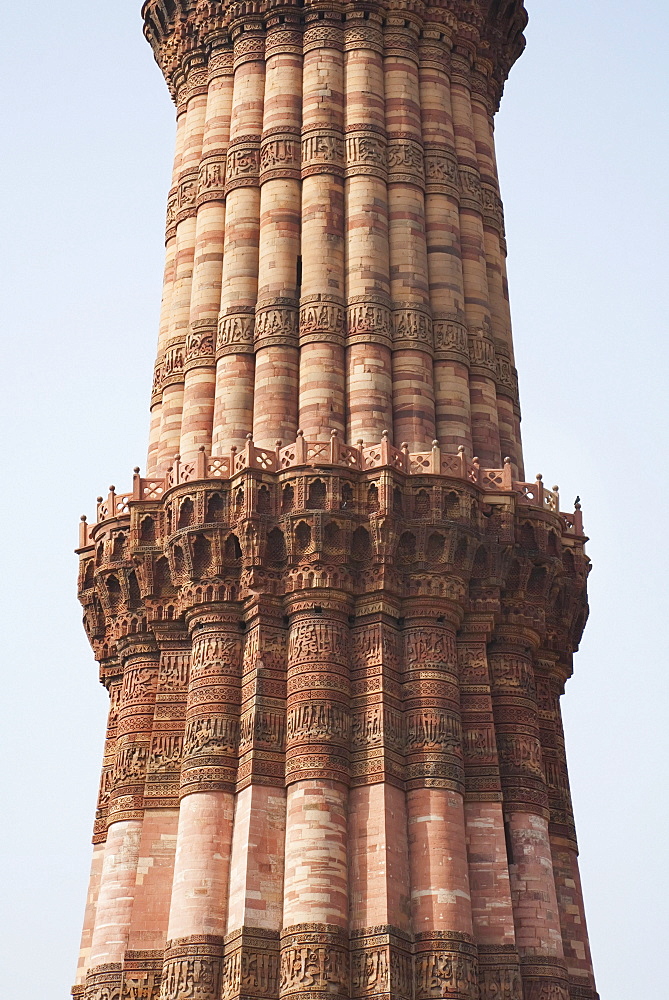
[74,439,597,1000]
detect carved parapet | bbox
[77,425,587,829]
[81,434,585,540]
[78,431,588,668]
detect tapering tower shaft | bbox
[73,5,598,1000]
[145,1,524,474]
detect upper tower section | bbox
[141,0,529,477]
[142,1,528,108]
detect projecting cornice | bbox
[141,0,527,105]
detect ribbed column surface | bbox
[73,5,598,1000]
[145,0,525,474]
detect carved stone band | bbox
[392,306,434,353]
[185,321,216,369]
[226,139,261,192]
[301,128,346,178]
[458,165,483,212]
[221,927,280,1000]
[387,138,425,187]
[260,131,301,182]
[424,147,460,196]
[207,47,234,81]
[161,343,186,387]
[481,182,505,235]
[217,312,255,357]
[175,169,199,224]
[414,934,479,1000]
[346,130,387,180]
[468,329,497,376]
[495,357,520,401]
[161,936,225,1000]
[350,927,413,1000]
[302,23,344,56]
[477,945,523,1000]
[85,964,122,1000]
[519,956,570,1000]
[264,27,303,59]
[198,155,227,205]
[254,301,299,350]
[347,298,392,348]
[279,925,350,998]
[433,318,470,363]
[344,23,384,55]
[232,31,266,71]
[299,296,346,346]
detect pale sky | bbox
[1,2,667,997]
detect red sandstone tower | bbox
[73,3,598,999]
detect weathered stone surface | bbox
[73,6,598,1000]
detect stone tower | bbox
[73,3,598,1000]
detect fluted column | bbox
[158,61,209,470]
[86,637,159,996]
[75,670,122,987]
[297,9,347,441]
[343,9,393,445]
[281,594,352,1000]
[126,625,191,953]
[536,654,597,1000]
[212,21,266,452]
[470,64,523,473]
[458,616,523,999]
[148,112,188,474]
[402,602,478,1000]
[420,26,473,456]
[222,597,287,1000]
[450,49,501,467]
[488,629,568,1000]
[385,17,436,451]
[349,598,412,1000]
[161,606,242,999]
[179,45,234,461]
[252,12,303,449]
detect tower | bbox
[73,2,598,999]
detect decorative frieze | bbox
[345,128,387,180]
[185,321,216,368]
[392,306,433,353]
[301,128,346,178]
[279,926,349,999]
[299,295,346,346]
[433,316,469,362]
[260,130,301,182]
[347,297,392,348]
[254,301,299,350]
[225,137,261,192]
[387,138,425,187]
[414,933,479,1000]
[161,937,224,1000]
[424,147,460,195]
[197,155,227,204]
[217,311,255,357]
[350,927,413,1000]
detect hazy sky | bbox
[1,2,667,997]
